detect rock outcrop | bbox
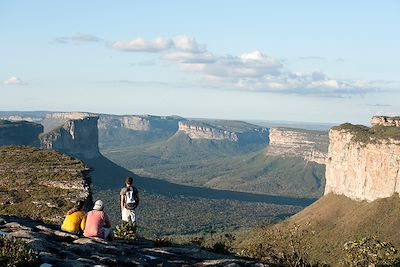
[0,217,268,267]
[98,114,179,132]
[371,115,400,127]
[40,117,100,159]
[325,120,400,202]
[265,128,328,164]
[0,120,43,147]
[0,147,91,223]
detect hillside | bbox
[104,141,325,198]
[0,146,91,223]
[239,193,400,266]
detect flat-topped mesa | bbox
[0,120,43,147]
[178,121,239,141]
[265,128,328,164]
[371,115,400,127]
[325,118,400,202]
[98,114,179,132]
[40,116,100,159]
[45,112,93,120]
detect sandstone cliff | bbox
[40,117,100,159]
[178,121,268,145]
[325,122,400,202]
[0,120,43,147]
[371,115,400,127]
[265,128,328,164]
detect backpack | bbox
[125,187,138,210]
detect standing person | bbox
[83,200,112,240]
[120,176,140,224]
[61,200,86,235]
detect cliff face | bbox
[371,115,400,127]
[178,121,268,144]
[265,128,328,164]
[0,120,43,147]
[98,114,178,132]
[325,124,400,202]
[40,117,100,159]
[178,121,238,141]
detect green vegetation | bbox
[238,193,400,266]
[0,146,89,223]
[103,143,325,198]
[0,236,39,267]
[94,190,302,239]
[333,123,400,143]
[343,237,400,266]
[114,222,137,241]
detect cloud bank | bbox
[111,35,378,97]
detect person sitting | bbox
[61,200,86,235]
[83,200,112,240]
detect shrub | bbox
[113,222,137,241]
[0,236,39,267]
[237,224,319,267]
[342,237,400,267]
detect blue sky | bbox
[1,1,399,124]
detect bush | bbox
[0,236,39,267]
[237,224,320,267]
[113,222,137,241]
[342,237,400,266]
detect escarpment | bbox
[265,128,328,164]
[178,121,268,144]
[325,119,400,202]
[0,120,43,147]
[0,147,91,223]
[40,117,100,159]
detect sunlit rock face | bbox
[265,128,328,164]
[325,121,400,202]
[371,116,400,127]
[0,120,43,147]
[178,121,269,145]
[40,117,100,159]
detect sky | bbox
[1,1,399,125]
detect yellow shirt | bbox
[61,211,86,234]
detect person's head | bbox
[93,200,104,211]
[125,176,133,187]
[74,200,84,211]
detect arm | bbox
[120,194,125,210]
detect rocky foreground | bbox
[0,216,268,267]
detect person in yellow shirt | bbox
[61,200,86,235]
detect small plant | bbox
[153,237,172,247]
[113,222,137,241]
[342,237,400,267]
[0,236,39,267]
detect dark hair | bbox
[125,176,133,185]
[67,200,84,215]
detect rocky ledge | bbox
[0,216,268,267]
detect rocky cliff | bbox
[324,121,400,202]
[0,120,43,147]
[40,117,100,159]
[371,115,400,127]
[265,128,328,164]
[178,121,268,145]
[0,147,91,223]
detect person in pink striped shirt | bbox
[83,200,112,240]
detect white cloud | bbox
[110,35,379,97]
[112,37,172,52]
[54,33,101,44]
[3,76,25,85]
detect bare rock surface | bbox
[0,216,268,267]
